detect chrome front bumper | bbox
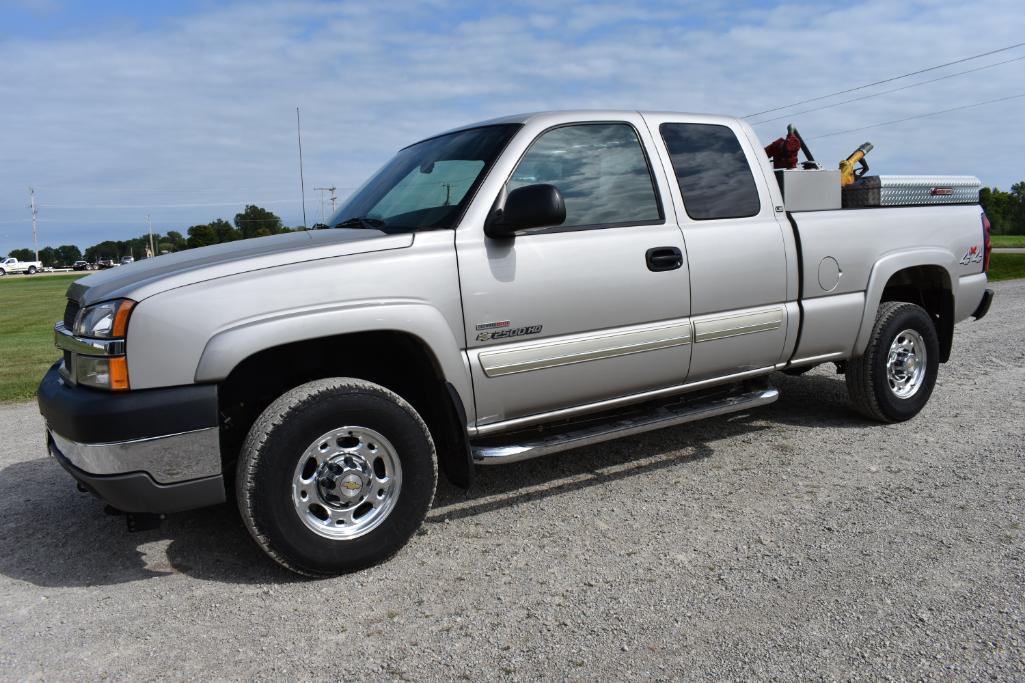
[48,427,221,483]
[37,362,225,514]
[46,430,226,514]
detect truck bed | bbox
[788,203,988,364]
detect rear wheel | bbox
[846,302,939,422]
[26,266,37,274]
[236,378,437,576]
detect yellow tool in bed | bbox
[840,142,874,186]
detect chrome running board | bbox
[471,383,779,465]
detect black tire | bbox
[236,378,437,576]
[27,266,37,274]
[846,301,939,423]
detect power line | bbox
[5,217,292,225]
[38,199,299,209]
[744,41,1025,118]
[749,54,1025,126]
[26,185,358,195]
[807,92,1025,139]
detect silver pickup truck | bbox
[38,110,994,575]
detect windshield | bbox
[328,124,520,233]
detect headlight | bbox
[65,298,135,390]
[74,299,135,339]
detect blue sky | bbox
[1,0,1023,255]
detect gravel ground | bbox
[1,280,1023,681]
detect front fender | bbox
[193,299,474,422]
[853,248,956,357]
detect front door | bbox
[457,117,692,428]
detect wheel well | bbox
[880,265,954,362]
[217,331,472,488]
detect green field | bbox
[989,253,1025,282]
[992,235,1025,248]
[0,274,81,402]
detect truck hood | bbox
[68,229,412,306]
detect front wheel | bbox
[846,301,939,422]
[236,378,437,576]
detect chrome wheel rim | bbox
[291,426,402,539]
[886,329,927,399]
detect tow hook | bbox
[104,505,164,532]
[126,513,164,532]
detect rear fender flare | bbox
[853,248,956,357]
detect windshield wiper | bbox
[334,217,387,230]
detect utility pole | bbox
[313,186,337,223]
[29,188,39,261]
[146,214,155,257]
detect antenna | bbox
[146,213,155,257]
[29,188,39,261]
[296,107,307,229]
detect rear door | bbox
[644,115,794,382]
[456,115,692,429]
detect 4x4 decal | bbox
[960,245,983,266]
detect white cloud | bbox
[0,0,1022,251]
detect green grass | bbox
[0,274,81,402]
[989,253,1025,282]
[992,235,1025,248]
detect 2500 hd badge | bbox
[476,324,543,342]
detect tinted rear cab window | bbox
[660,123,760,220]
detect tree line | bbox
[5,205,306,267]
[979,182,1025,235]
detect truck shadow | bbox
[0,371,861,587]
[0,459,297,587]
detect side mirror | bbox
[485,183,566,239]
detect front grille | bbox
[62,350,74,381]
[62,300,80,330]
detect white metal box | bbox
[774,169,841,212]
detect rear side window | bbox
[509,123,662,229]
[660,123,760,220]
